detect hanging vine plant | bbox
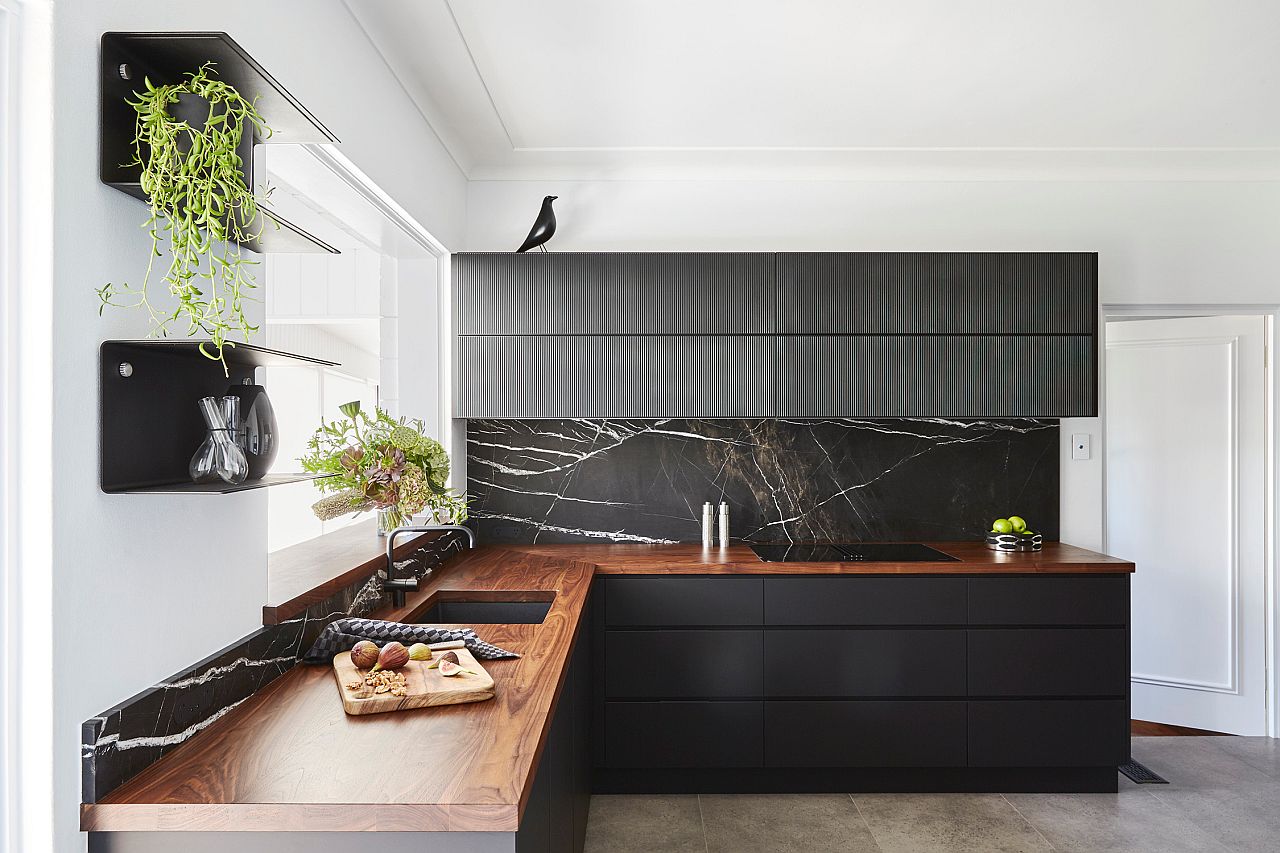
[97,62,274,374]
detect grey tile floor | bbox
[584,737,1280,852]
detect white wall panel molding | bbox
[1119,336,1241,696]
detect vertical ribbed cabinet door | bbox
[454,252,776,417]
[774,252,1097,417]
[454,252,775,334]
[458,334,774,418]
[776,335,1096,417]
[776,252,1096,334]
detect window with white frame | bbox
[262,250,389,551]
[256,146,453,554]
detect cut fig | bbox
[426,650,461,670]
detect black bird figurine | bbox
[516,195,558,253]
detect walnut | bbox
[344,665,410,699]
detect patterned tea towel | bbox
[303,618,520,663]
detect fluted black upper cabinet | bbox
[453,252,1097,419]
[457,334,773,419]
[456,252,774,334]
[776,253,1096,335]
[777,335,1095,418]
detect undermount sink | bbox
[412,596,553,625]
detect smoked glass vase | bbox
[226,381,278,480]
[189,396,249,486]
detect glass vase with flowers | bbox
[300,401,466,534]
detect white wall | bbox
[395,257,447,440]
[53,2,465,851]
[465,178,1280,550]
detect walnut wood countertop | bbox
[264,521,444,624]
[512,540,1134,574]
[82,541,1133,834]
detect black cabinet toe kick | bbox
[593,767,1120,794]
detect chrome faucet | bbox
[384,525,477,608]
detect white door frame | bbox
[1103,303,1278,737]
[1,7,15,845]
[1,0,55,850]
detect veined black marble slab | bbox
[81,530,467,803]
[467,419,1059,544]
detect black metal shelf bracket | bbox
[99,31,341,254]
[100,340,339,494]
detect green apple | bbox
[991,518,1014,534]
[1008,516,1027,533]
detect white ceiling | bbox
[345,0,1280,180]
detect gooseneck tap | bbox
[384,525,477,608]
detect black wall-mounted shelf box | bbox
[100,31,340,254]
[100,340,338,494]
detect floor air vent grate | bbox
[1119,760,1169,784]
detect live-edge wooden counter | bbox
[82,542,1133,835]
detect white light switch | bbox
[1071,433,1091,460]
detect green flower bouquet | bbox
[300,401,466,532]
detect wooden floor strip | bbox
[1130,719,1232,737]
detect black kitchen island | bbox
[588,546,1131,795]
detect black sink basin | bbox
[413,597,553,625]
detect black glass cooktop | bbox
[749,543,960,563]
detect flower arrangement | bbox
[299,401,466,531]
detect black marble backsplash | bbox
[468,419,1059,544]
[81,531,468,803]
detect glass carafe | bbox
[189,396,249,485]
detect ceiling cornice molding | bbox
[341,0,474,179]
[443,0,518,151]
[465,147,1280,183]
[345,1,1280,185]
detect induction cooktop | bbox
[749,542,960,563]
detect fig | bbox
[350,640,379,670]
[373,641,409,671]
[407,642,433,661]
[438,660,461,677]
[437,659,478,677]
[427,650,460,670]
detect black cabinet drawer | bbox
[604,577,763,627]
[765,630,966,697]
[603,701,763,768]
[968,577,1129,625]
[764,701,966,767]
[764,577,966,626]
[605,630,763,698]
[968,629,1128,697]
[968,700,1129,767]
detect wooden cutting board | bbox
[331,647,496,716]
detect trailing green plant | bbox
[97,62,274,374]
[300,401,468,527]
